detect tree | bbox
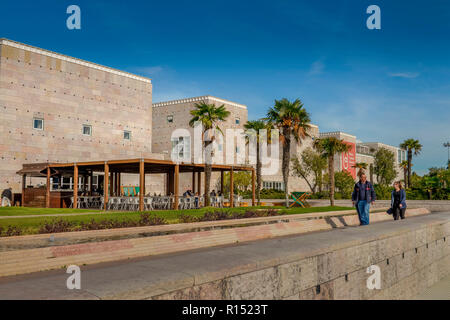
[266,98,311,207]
[400,160,409,186]
[352,162,368,178]
[244,120,271,205]
[189,102,230,206]
[291,147,327,193]
[313,137,351,206]
[400,139,422,188]
[220,171,252,196]
[334,171,355,198]
[373,148,397,186]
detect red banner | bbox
[341,142,356,179]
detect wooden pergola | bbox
[28,158,255,211]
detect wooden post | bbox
[174,164,179,210]
[192,171,196,193]
[230,168,234,208]
[21,174,26,207]
[117,173,121,196]
[46,168,50,208]
[73,164,78,209]
[139,160,145,211]
[252,169,256,207]
[197,172,201,194]
[89,171,93,195]
[104,162,109,210]
[220,171,224,194]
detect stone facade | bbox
[152,96,248,193]
[0,39,156,193]
[0,39,407,197]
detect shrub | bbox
[38,219,74,234]
[0,225,23,237]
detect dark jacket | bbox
[351,181,376,203]
[391,189,407,209]
[1,189,12,200]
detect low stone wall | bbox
[150,212,450,300]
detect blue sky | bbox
[1,0,449,174]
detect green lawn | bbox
[0,205,352,235]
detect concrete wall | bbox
[0,39,154,193]
[150,213,450,300]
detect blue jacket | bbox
[352,181,376,203]
[391,189,407,209]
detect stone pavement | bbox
[0,211,448,300]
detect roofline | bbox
[319,131,357,139]
[153,95,247,109]
[359,142,401,150]
[0,38,152,84]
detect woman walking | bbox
[391,181,407,220]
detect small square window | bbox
[33,118,44,130]
[235,118,240,125]
[124,130,131,140]
[82,124,92,136]
[167,115,173,123]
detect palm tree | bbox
[244,120,271,206]
[189,102,230,206]
[400,160,409,186]
[400,139,422,188]
[352,162,368,178]
[266,98,311,207]
[314,137,351,206]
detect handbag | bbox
[386,207,393,215]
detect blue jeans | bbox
[357,200,371,225]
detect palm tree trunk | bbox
[407,149,412,188]
[204,140,212,206]
[403,169,407,188]
[256,143,262,206]
[282,129,291,207]
[329,154,335,207]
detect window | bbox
[236,146,240,153]
[124,130,131,140]
[235,118,240,125]
[33,118,44,130]
[167,115,173,123]
[82,124,92,136]
[263,181,285,191]
[171,136,190,161]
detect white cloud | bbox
[388,72,420,79]
[308,60,325,76]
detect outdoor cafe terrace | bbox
[16,158,256,211]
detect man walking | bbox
[1,187,13,207]
[352,173,376,225]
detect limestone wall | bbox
[0,40,154,192]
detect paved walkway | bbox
[0,212,447,300]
